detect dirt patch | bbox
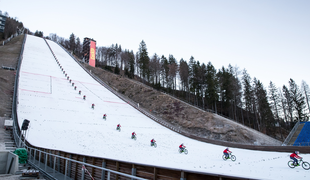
[0,35,24,118]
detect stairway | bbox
[287,123,305,145]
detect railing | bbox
[25,146,147,180]
[282,120,301,146]
[292,142,310,146]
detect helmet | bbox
[181,143,183,145]
[226,147,229,150]
[295,151,299,154]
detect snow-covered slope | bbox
[17,35,309,180]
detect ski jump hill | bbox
[15,35,310,180]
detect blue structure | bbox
[0,14,7,33]
[293,122,310,146]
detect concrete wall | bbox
[0,151,19,174]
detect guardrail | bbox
[282,120,300,146]
[25,145,147,180]
[292,142,310,146]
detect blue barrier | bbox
[293,122,310,146]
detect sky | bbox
[17,35,310,180]
[1,0,310,90]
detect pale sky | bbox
[1,0,309,90]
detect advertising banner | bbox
[89,41,96,67]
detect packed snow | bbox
[17,35,310,180]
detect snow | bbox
[17,35,310,180]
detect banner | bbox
[89,41,96,67]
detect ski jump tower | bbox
[82,37,96,67]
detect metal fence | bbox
[282,120,300,146]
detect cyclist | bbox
[116,124,121,130]
[151,138,156,146]
[103,114,107,119]
[131,132,136,139]
[179,143,185,151]
[290,151,302,166]
[223,147,232,159]
[91,103,95,109]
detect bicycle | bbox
[178,148,188,155]
[150,142,157,148]
[222,153,236,161]
[288,158,310,170]
[131,135,137,140]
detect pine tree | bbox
[160,55,169,88]
[242,69,253,127]
[69,33,76,52]
[129,50,135,79]
[301,80,310,116]
[268,81,283,138]
[289,79,307,121]
[138,40,150,82]
[205,62,218,112]
[282,85,294,126]
[253,79,275,133]
[75,37,81,57]
[179,58,189,92]
[217,66,234,117]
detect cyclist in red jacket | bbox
[131,132,136,139]
[290,151,302,166]
[179,143,185,151]
[223,148,232,159]
[151,138,156,146]
[116,124,121,130]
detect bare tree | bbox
[268,81,283,138]
[301,80,310,115]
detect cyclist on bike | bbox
[131,132,136,139]
[290,151,302,166]
[151,138,156,146]
[116,124,121,129]
[179,143,185,151]
[223,147,232,159]
[103,114,107,119]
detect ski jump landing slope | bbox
[17,35,309,180]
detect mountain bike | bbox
[131,135,137,140]
[222,153,236,161]
[288,158,310,170]
[178,148,188,155]
[150,142,157,148]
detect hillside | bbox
[82,63,281,145]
